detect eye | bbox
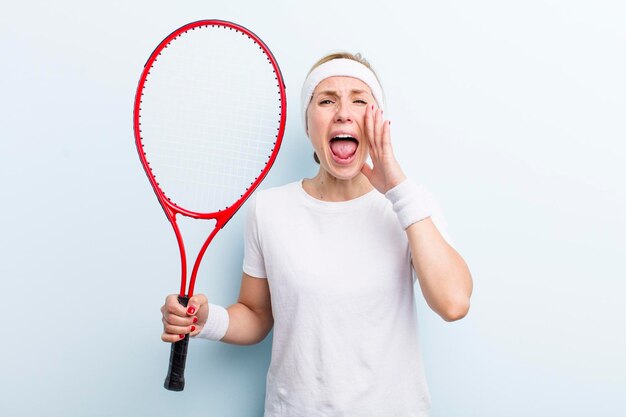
[353,99,368,105]
[319,99,334,105]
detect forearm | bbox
[219,302,274,345]
[408,217,473,321]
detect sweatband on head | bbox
[385,179,433,230]
[193,303,229,341]
[300,58,385,128]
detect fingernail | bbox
[191,326,196,332]
[193,316,198,324]
[371,105,374,110]
[179,334,184,339]
[187,307,195,315]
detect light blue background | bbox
[1,1,625,416]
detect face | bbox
[306,76,376,180]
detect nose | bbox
[334,100,353,123]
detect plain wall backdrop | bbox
[1,1,624,416]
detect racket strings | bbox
[139,24,283,213]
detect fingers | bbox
[163,294,187,316]
[365,105,390,160]
[161,293,206,343]
[187,294,207,316]
[162,310,196,326]
[188,294,209,326]
[161,317,197,342]
[373,108,384,155]
[188,325,202,337]
[366,104,375,154]
[382,117,391,146]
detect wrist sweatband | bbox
[385,179,432,230]
[194,303,229,341]
[301,58,385,128]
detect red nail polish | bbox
[191,326,196,332]
[193,316,198,324]
[179,334,184,339]
[187,307,195,315]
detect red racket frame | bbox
[133,20,286,299]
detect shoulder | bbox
[254,181,301,206]
[245,181,301,216]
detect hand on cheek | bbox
[361,105,406,193]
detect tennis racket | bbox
[133,20,286,391]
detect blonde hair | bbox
[307,52,382,164]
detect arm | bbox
[161,272,273,346]
[221,272,274,345]
[361,105,473,321]
[407,218,472,321]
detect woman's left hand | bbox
[361,105,407,194]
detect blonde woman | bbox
[161,52,473,416]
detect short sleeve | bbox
[242,194,267,278]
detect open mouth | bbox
[329,135,358,164]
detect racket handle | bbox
[164,295,190,391]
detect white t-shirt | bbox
[244,180,452,417]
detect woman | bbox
[161,52,473,416]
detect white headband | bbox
[300,58,385,128]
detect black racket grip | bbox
[164,295,190,391]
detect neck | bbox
[303,170,374,202]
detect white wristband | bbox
[385,179,432,230]
[194,303,229,341]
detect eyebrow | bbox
[315,89,369,97]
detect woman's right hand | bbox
[160,294,209,342]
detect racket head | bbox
[133,20,286,223]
